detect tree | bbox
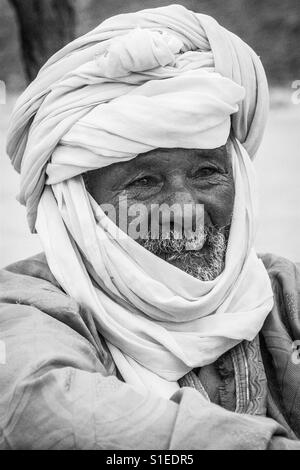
[9,0,76,82]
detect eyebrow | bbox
[194,146,227,158]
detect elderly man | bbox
[1,5,300,450]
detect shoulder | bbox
[259,252,300,337]
[0,256,116,449]
[3,252,60,286]
[0,253,111,368]
[259,253,300,437]
[0,253,84,333]
[260,252,300,289]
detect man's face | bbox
[85,144,235,280]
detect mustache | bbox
[138,225,229,255]
[138,225,230,281]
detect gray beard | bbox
[138,225,229,281]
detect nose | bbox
[158,174,204,234]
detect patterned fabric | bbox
[178,370,211,401]
[179,335,267,416]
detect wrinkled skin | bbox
[85,144,235,275]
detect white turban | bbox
[7,4,268,231]
[6,5,273,398]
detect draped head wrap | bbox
[7,5,273,398]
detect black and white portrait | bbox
[0,0,300,452]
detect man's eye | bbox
[193,167,219,178]
[128,176,157,187]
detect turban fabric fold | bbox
[7,5,273,398]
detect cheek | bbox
[105,191,151,228]
[203,181,235,227]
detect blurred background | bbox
[0,0,300,267]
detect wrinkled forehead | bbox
[133,144,231,168]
